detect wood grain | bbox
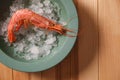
[13,70,30,80]
[0,63,12,80]
[30,72,41,80]
[76,0,98,80]
[99,0,120,80]
[41,67,56,80]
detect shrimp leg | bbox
[24,20,29,29]
[15,21,23,31]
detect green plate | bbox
[0,0,78,72]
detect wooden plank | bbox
[58,54,71,80]
[71,1,79,79]
[0,63,12,80]
[76,0,98,80]
[13,70,30,80]
[99,0,120,80]
[41,67,56,80]
[30,72,41,80]
[70,44,79,80]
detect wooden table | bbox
[1,0,120,80]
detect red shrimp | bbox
[7,9,74,43]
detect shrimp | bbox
[7,9,74,43]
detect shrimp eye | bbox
[51,24,55,26]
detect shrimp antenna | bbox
[65,16,77,25]
[63,27,77,37]
[64,16,78,31]
[64,16,77,32]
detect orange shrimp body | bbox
[8,9,73,43]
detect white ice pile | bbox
[0,0,60,60]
